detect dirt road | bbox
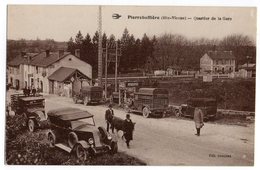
[45,95,254,166]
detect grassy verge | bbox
[5,115,146,165]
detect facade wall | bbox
[200,54,213,72]
[50,54,92,80]
[200,54,236,73]
[212,59,235,73]
[8,66,22,89]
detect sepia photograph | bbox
[3,3,257,166]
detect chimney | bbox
[75,49,80,58]
[58,49,64,59]
[46,50,50,57]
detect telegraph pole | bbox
[98,6,103,86]
[115,41,118,92]
[105,42,108,99]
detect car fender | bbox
[77,140,90,149]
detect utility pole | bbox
[98,6,103,87]
[105,42,108,99]
[115,41,118,92]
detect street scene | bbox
[5,5,256,166]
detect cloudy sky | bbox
[7,5,256,42]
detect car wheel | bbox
[28,119,35,132]
[68,132,79,148]
[75,144,87,161]
[48,131,56,148]
[142,107,150,118]
[84,97,89,106]
[110,142,118,154]
[175,109,181,117]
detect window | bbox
[36,66,39,74]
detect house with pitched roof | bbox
[8,52,38,89]
[200,51,236,73]
[8,49,92,97]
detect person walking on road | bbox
[105,104,114,133]
[123,114,135,148]
[194,107,204,136]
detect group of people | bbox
[104,104,205,148]
[23,86,38,96]
[105,104,135,148]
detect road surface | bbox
[45,95,254,166]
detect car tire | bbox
[68,132,79,148]
[28,119,35,132]
[142,107,150,118]
[110,142,118,154]
[175,109,181,117]
[48,131,56,148]
[75,144,87,161]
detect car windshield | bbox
[71,117,95,129]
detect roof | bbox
[48,67,77,82]
[48,107,93,121]
[137,88,169,95]
[19,96,45,101]
[48,67,90,82]
[29,51,70,67]
[8,53,37,67]
[8,51,70,67]
[206,51,236,60]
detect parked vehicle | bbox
[47,107,118,160]
[10,93,47,132]
[73,86,103,105]
[176,98,217,120]
[127,88,169,118]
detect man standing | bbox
[194,107,204,136]
[123,114,134,148]
[105,104,114,133]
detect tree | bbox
[75,31,84,46]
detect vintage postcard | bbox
[5,4,256,166]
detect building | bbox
[238,63,256,78]
[200,51,236,74]
[8,52,37,90]
[7,49,92,96]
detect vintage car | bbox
[127,88,169,118]
[47,107,118,160]
[73,86,103,105]
[10,94,47,132]
[178,98,217,120]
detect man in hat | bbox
[105,104,114,133]
[194,107,204,136]
[123,114,135,148]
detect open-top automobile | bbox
[47,107,118,160]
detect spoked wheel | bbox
[175,109,181,118]
[142,107,151,118]
[28,119,35,132]
[83,97,89,106]
[68,132,79,148]
[48,132,56,147]
[75,144,87,161]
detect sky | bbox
[7,5,256,42]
